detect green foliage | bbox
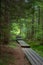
[32,45,43,57]
[1,0,43,57]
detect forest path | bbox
[0,42,31,65]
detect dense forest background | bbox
[0,0,43,57]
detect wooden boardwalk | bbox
[16,38,43,65]
[22,48,43,65]
[17,40,30,48]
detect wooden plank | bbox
[22,48,43,65]
[22,48,37,65]
[17,40,30,48]
[28,48,43,62]
[27,48,43,64]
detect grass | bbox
[32,45,43,57]
[25,40,43,57]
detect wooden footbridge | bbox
[16,36,43,65]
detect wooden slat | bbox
[28,48,43,62]
[22,48,43,65]
[17,40,30,48]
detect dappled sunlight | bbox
[11,29,20,35]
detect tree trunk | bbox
[31,7,35,40]
[0,0,10,45]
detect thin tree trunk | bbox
[3,0,10,44]
[31,7,34,40]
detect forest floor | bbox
[0,41,31,65]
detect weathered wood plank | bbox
[22,48,43,65]
[17,40,30,48]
